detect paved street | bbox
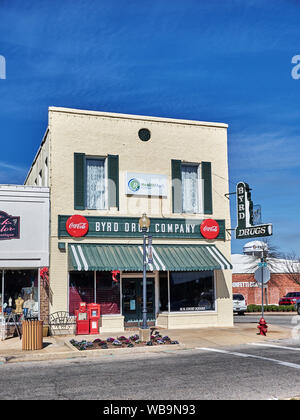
[234,314,298,329]
[1,338,300,400]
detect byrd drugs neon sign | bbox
[235,182,272,239]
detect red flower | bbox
[111,270,120,282]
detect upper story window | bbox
[171,160,212,215]
[38,170,43,186]
[74,153,119,211]
[44,157,48,187]
[181,163,203,214]
[86,158,107,210]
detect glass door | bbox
[122,277,155,325]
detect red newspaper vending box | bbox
[87,303,101,334]
[75,302,90,335]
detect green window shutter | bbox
[74,153,86,210]
[108,154,119,209]
[171,159,182,213]
[202,161,213,214]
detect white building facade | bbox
[0,185,50,323]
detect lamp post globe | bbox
[139,213,150,231]
[139,213,150,330]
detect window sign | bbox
[0,211,20,240]
[235,182,272,239]
[126,172,168,197]
[130,300,136,311]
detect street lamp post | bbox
[138,213,151,330]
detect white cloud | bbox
[229,131,300,171]
[0,162,27,184]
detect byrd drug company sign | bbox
[59,215,225,240]
[235,182,272,239]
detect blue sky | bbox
[0,0,299,255]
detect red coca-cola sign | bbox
[200,219,220,240]
[66,215,89,237]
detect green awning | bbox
[68,243,232,272]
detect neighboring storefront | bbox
[232,253,300,305]
[25,107,233,331]
[0,186,50,323]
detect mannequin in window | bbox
[15,296,24,315]
[23,293,36,316]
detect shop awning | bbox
[68,244,232,272]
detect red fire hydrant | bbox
[257,317,268,336]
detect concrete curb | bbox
[2,343,186,364]
[244,312,297,316]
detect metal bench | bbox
[48,311,76,336]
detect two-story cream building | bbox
[25,106,233,332]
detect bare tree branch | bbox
[274,251,300,286]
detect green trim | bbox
[202,161,213,214]
[58,242,66,251]
[108,154,119,209]
[171,159,182,213]
[74,153,85,210]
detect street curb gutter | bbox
[0,343,186,364]
[244,312,297,316]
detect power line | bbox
[212,172,238,188]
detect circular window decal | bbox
[138,128,151,141]
[66,215,89,237]
[128,178,140,192]
[200,219,220,240]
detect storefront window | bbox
[170,271,215,312]
[69,271,94,315]
[2,270,39,317]
[96,271,120,315]
[69,271,120,315]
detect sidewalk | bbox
[0,322,294,364]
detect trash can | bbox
[22,320,43,350]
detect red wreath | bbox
[40,267,49,286]
[111,270,120,282]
